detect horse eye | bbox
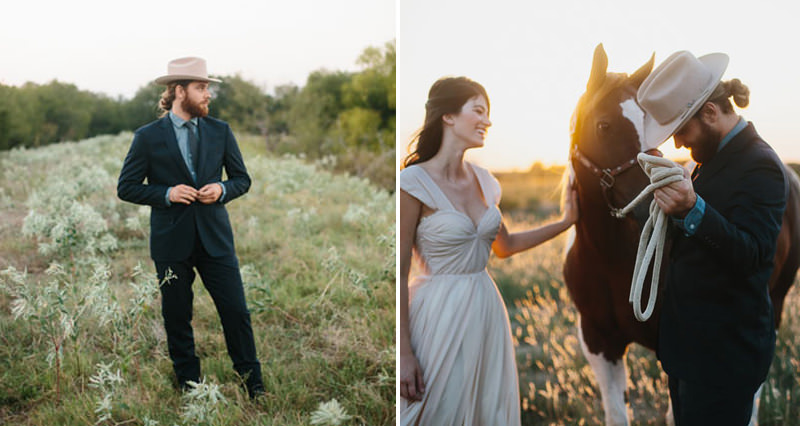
[597,122,610,132]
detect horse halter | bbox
[570,145,639,218]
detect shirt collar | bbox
[168,111,199,128]
[717,116,747,153]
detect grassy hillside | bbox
[493,171,800,425]
[0,133,395,425]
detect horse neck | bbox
[575,190,642,262]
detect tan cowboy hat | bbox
[637,50,729,149]
[154,57,222,85]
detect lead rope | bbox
[614,153,685,321]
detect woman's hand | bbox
[400,350,425,401]
[562,185,579,226]
[494,183,580,258]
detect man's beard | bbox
[689,120,721,165]
[182,96,209,118]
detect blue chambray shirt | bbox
[164,111,226,205]
[169,111,200,181]
[672,117,748,236]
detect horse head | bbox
[570,44,655,226]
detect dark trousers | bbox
[668,375,756,425]
[155,238,263,394]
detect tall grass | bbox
[0,132,395,425]
[493,171,800,425]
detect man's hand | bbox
[654,167,697,218]
[197,183,223,204]
[169,184,199,205]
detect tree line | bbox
[0,41,395,187]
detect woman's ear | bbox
[442,113,455,126]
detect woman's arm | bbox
[492,187,578,258]
[399,189,426,401]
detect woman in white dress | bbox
[399,77,579,425]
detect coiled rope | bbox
[615,153,685,321]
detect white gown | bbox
[400,163,521,426]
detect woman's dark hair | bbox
[402,77,489,168]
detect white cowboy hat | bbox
[154,57,222,85]
[637,50,729,149]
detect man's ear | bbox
[699,102,718,124]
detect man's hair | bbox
[705,78,750,114]
[158,80,193,117]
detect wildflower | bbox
[89,361,125,424]
[45,262,65,277]
[129,262,160,309]
[60,313,75,339]
[94,393,113,423]
[342,203,369,224]
[10,297,29,320]
[97,233,119,253]
[180,378,227,425]
[161,267,178,287]
[89,361,125,390]
[0,266,26,286]
[310,399,352,425]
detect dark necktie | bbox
[185,121,199,172]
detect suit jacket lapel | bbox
[159,116,194,183]
[693,123,755,190]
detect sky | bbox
[398,0,800,171]
[1,0,395,99]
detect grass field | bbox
[493,168,800,425]
[0,132,395,425]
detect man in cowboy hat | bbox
[118,57,265,398]
[637,51,786,424]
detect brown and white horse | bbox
[563,44,800,425]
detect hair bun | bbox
[725,78,750,108]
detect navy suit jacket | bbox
[117,115,251,261]
[658,123,786,389]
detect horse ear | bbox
[630,52,655,88]
[587,43,608,93]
